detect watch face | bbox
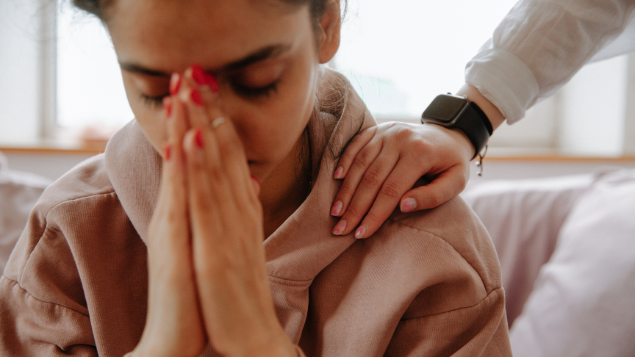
[422,95,468,123]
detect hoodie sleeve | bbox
[383,198,512,356]
[0,209,97,356]
[385,287,511,356]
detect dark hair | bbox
[72,0,335,22]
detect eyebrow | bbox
[119,44,292,77]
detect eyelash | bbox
[140,80,280,108]
[231,80,279,99]
[140,93,166,107]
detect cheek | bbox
[122,73,168,152]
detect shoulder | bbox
[386,195,501,293]
[36,154,115,214]
[3,154,119,290]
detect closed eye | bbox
[231,80,279,99]
[140,93,168,107]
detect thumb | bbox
[399,166,468,211]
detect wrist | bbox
[456,84,505,131]
[428,123,474,161]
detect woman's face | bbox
[106,0,337,181]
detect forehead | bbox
[107,0,310,72]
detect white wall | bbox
[0,0,43,145]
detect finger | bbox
[331,134,382,218]
[179,66,219,130]
[332,149,398,236]
[183,128,226,253]
[333,150,398,235]
[208,116,257,205]
[400,164,469,212]
[333,126,377,179]
[180,71,255,207]
[354,158,431,239]
[186,66,256,203]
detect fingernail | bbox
[170,73,181,95]
[164,144,171,161]
[163,97,172,117]
[355,225,367,239]
[331,201,343,216]
[334,166,344,179]
[207,73,219,93]
[191,88,203,106]
[401,198,417,212]
[332,220,347,235]
[195,130,204,148]
[192,64,219,93]
[191,65,208,86]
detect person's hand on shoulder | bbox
[328,83,505,239]
[330,121,473,239]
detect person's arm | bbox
[468,0,635,123]
[329,0,635,239]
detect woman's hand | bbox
[128,77,206,357]
[179,67,296,357]
[330,121,473,239]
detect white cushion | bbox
[510,169,635,357]
[462,174,595,325]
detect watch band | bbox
[421,95,493,159]
[454,101,492,158]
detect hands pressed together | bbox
[129,66,475,356]
[128,66,296,357]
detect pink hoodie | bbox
[0,105,512,356]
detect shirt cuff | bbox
[465,48,540,124]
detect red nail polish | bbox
[164,144,171,160]
[169,73,181,95]
[195,130,204,148]
[206,73,219,93]
[163,97,172,117]
[191,88,203,106]
[191,65,207,86]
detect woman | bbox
[0,0,511,356]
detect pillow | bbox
[510,169,635,356]
[461,174,595,326]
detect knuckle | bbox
[336,186,353,200]
[340,149,357,162]
[361,170,383,188]
[395,127,412,141]
[344,204,364,220]
[363,211,382,225]
[428,189,444,207]
[195,196,213,213]
[379,181,403,199]
[352,150,373,168]
[411,140,430,156]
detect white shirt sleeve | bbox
[465,0,635,124]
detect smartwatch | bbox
[421,94,493,159]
